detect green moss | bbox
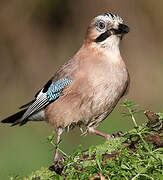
[10,105,163,180]
[10,123,163,179]
[10,167,60,180]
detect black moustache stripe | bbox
[95,31,111,43]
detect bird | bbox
[1,13,130,163]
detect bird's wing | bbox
[20,78,73,123]
[19,79,53,109]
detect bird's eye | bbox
[98,21,105,29]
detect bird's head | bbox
[85,13,129,51]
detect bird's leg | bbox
[54,128,63,163]
[53,136,60,163]
[88,128,123,140]
[88,128,112,140]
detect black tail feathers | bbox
[1,109,27,126]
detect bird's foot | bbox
[49,156,65,174]
[50,149,65,174]
[111,131,123,138]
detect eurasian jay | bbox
[1,13,130,163]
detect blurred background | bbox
[0,0,163,179]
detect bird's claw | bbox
[111,131,123,138]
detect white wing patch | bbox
[21,90,48,120]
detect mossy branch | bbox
[10,100,163,180]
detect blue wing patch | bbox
[20,78,72,121]
[46,78,73,102]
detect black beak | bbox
[111,24,130,35]
[118,24,130,34]
[95,24,129,43]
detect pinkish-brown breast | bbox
[45,44,129,130]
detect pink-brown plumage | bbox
[2,13,130,163]
[45,42,129,131]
